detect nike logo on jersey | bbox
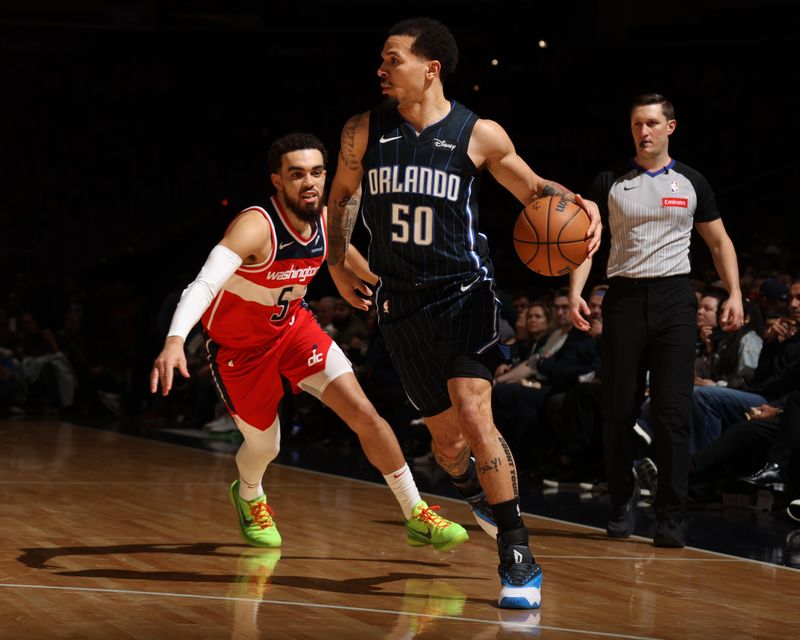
[623,185,638,191]
[279,241,294,250]
[379,134,402,144]
[460,276,482,292]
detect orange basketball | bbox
[513,195,590,276]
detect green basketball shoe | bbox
[405,500,469,551]
[229,480,282,548]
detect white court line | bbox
[0,583,661,640]
[535,555,743,561]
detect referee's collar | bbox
[630,158,675,177]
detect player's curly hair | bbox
[268,132,328,174]
[388,17,459,81]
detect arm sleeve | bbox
[166,244,243,340]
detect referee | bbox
[568,94,744,547]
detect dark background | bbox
[2,0,798,325]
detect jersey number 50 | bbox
[391,204,433,246]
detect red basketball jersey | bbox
[201,196,327,349]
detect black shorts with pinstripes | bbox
[376,277,507,417]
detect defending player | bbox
[150,132,467,552]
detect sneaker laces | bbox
[500,550,538,586]
[249,501,276,530]
[504,561,538,586]
[415,504,451,529]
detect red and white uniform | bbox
[203,197,338,430]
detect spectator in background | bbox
[689,389,800,506]
[331,297,369,365]
[313,296,338,339]
[18,311,76,415]
[758,278,790,326]
[0,307,18,416]
[692,279,800,451]
[502,298,536,367]
[492,299,556,466]
[586,284,608,339]
[694,288,729,368]
[695,298,764,391]
[736,389,800,496]
[542,283,608,486]
[493,290,599,471]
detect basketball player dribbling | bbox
[325,18,602,609]
[150,132,467,553]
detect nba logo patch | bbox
[383,299,390,315]
[670,180,679,193]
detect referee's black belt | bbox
[609,274,689,287]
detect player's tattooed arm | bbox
[541,181,574,201]
[328,114,364,266]
[340,114,362,171]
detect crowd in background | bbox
[2,244,798,514]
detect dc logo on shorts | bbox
[307,345,323,366]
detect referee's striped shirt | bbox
[590,159,720,279]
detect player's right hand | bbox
[150,336,190,396]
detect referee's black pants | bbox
[601,276,697,521]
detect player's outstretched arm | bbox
[149,212,268,395]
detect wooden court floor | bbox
[1,420,799,639]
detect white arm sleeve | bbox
[167,244,243,340]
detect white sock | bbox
[383,464,422,520]
[235,417,280,502]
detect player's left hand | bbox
[329,263,373,311]
[575,194,602,258]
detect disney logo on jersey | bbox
[367,165,461,201]
[432,138,456,151]
[266,264,319,283]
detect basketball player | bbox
[568,94,744,548]
[325,18,602,609]
[150,132,467,552]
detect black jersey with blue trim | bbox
[360,101,490,291]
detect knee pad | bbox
[236,415,281,462]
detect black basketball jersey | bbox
[360,101,491,291]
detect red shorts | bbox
[206,306,334,430]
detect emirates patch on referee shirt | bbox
[662,197,688,207]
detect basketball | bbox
[513,195,590,276]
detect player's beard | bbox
[286,190,322,222]
[382,96,399,109]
